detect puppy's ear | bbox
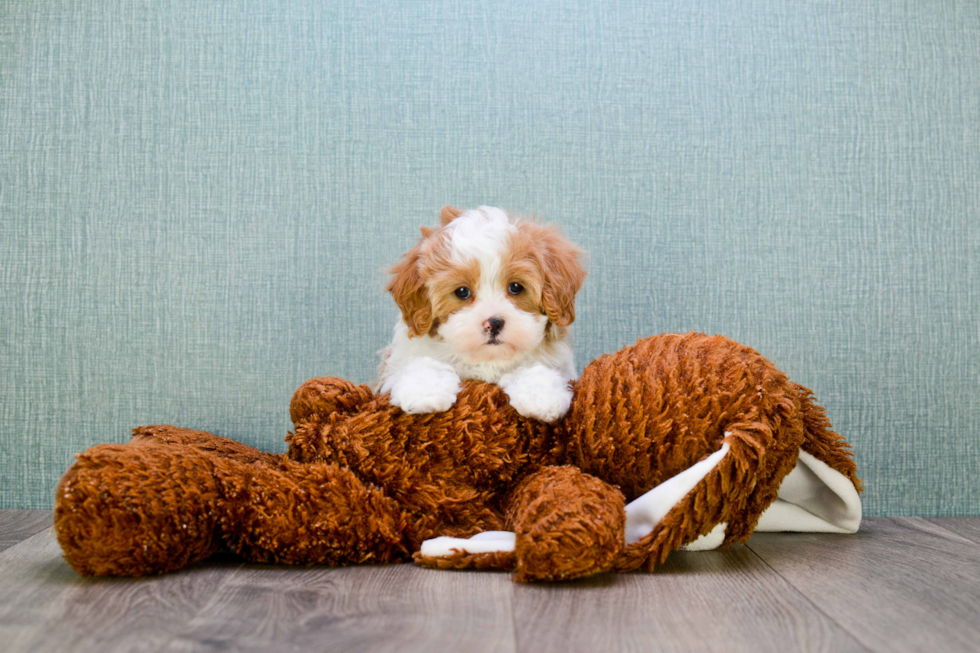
[386,242,432,338]
[537,227,587,327]
[440,205,463,226]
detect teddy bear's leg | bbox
[506,465,626,582]
[216,457,413,566]
[701,390,861,542]
[751,387,862,535]
[55,442,224,576]
[289,377,375,427]
[414,465,626,582]
[615,426,794,572]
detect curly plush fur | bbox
[54,333,860,582]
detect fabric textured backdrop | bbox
[2,1,978,514]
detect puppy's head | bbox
[387,205,586,364]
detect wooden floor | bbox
[1,511,978,652]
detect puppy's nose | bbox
[483,317,505,337]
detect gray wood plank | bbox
[163,563,516,653]
[3,517,978,652]
[0,510,53,552]
[925,517,980,546]
[746,517,980,653]
[0,530,240,653]
[511,546,867,653]
[0,527,82,641]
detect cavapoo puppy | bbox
[375,205,586,422]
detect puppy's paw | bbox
[388,357,461,414]
[499,364,573,423]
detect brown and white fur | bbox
[376,205,586,422]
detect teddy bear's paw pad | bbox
[413,549,517,571]
[420,530,516,557]
[414,532,517,571]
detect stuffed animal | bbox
[54,333,862,582]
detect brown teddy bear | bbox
[54,332,862,582]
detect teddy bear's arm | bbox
[220,458,412,567]
[130,425,282,465]
[290,377,375,427]
[56,428,415,576]
[56,439,228,576]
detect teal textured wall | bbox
[2,1,978,514]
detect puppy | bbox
[375,205,586,422]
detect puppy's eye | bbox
[508,282,524,296]
[454,287,471,300]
